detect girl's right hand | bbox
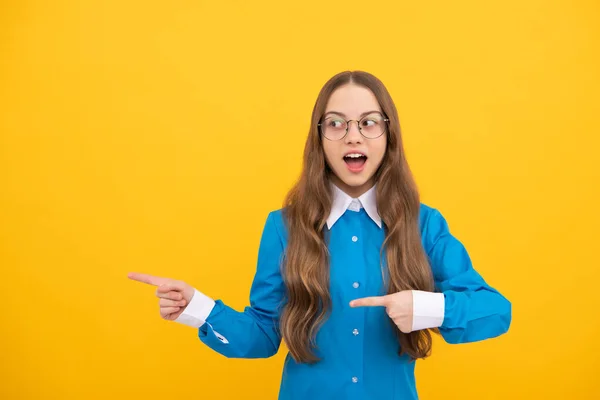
[128,272,195,321]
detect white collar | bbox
[326,183,382,229]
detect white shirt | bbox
[175,184,445,332]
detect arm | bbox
[420,207,512,344]
[175,211,287,358]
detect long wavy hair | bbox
[280,71,437,364]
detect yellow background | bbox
[1,0,599,398]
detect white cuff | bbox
[174,289,215,328]
[411,290,445,331]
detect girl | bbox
[129,71,511,399]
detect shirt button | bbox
[352,282,359,289]
[352,377,358,383]
[352,329,359,336]
[352,236,358,242]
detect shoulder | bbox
[264,208,289,244]
[418,202,443,228]
[418,203,450,250]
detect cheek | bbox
[322,142,338,165]
[369,138,387,167]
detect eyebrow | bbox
[323,110,381,119]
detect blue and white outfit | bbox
[176,185,511,399]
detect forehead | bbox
[325,84,381,116]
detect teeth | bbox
[345,153,365,158]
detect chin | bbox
[335,170,375,190]
[344,176,370,187]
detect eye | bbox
[361,118,378,127]
[327,118,345,129]
[362,119,375,127]
[361,114,383,128]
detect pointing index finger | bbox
[350,295,389,308]
[127,272,169,287]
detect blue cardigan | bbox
[197,204,511,399]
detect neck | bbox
[330,175,375,198]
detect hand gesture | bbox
[128,272,194,321]
[350,291,414,333]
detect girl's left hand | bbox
[349,291,414,333]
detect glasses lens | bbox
[359,113,386,138]
[321,116,347,140]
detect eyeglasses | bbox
[318,112,389,141]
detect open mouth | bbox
[344,153,367,171]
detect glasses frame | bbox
[318,112,390,141]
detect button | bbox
[352,282,359,289]
[352,377,358,383]
[352,329,359,336]
[352,236,358,242]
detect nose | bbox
[345,121,363,144]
